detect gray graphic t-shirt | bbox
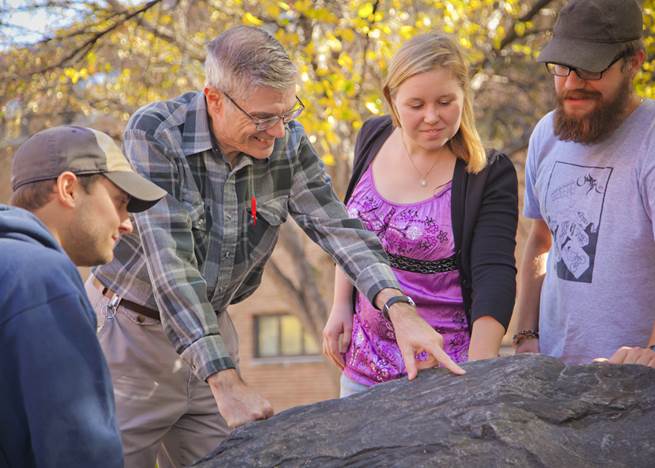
[524,100,655,364]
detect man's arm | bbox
[604,147,655,367]
[603,345,655,367]
[123,126,234,379]
[373,288,466,377]
[514,218,552,353]
[124,124,271,427]
[324,264,467,377]
[599,320,655,367]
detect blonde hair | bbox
[383,33,487,173]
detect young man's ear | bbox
[54,171,81,208]
[204,87,224,115]
[626,49,646,77]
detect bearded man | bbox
[514,0,655,367]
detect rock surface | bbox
[192,354,655,467]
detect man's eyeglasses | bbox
[222,91,305,131]
[545,53,626,81]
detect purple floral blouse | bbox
[343,165,470,386]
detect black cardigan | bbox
[345,116,518,330]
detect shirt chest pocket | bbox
[256,196,288,226]
[246,196,289,258]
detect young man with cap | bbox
[515,0,655,367]
[0,125,166,467]
[86,25,465,467]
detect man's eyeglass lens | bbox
[545,54,625,81]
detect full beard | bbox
[554,74,632,145]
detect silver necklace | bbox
[401,134,440,187]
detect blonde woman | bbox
[323,33,518,396]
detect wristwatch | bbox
[382,295,416,321]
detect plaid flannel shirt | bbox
[94,91,399,381]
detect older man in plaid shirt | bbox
[86,25,464,467]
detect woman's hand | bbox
[515,337,540,354]
[322,302,354,370]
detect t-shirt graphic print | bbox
[544,161,613,283]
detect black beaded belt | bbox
[388,253,458,274]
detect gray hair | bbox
[204,26,298,98]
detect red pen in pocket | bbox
[251,194,257,225]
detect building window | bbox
[255,314,320,358]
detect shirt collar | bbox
[180,91,214,157]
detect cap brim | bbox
[104,171,167,213]
[537,37,626,73]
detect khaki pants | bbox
[85,277,237,468]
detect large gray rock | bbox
[192,354,655,467]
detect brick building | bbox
[229,265,341,412]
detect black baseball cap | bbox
[11,126,167,212]
[537,0,643,73]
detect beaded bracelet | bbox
[512,329,539,347]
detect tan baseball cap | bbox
[11,125,167,212]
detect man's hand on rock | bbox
[593,346,655,367]
[207,369,274,428]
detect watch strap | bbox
[382,295,416,321]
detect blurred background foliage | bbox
[1,0,653,343]
[2,0,653,192]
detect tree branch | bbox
[354,0,381,101]
[473,0,556,71]
[26,0,164,76]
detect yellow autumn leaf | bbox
[315,8,339,23]
[338,28,355,42]
[358,2,373,18]
[337,53,353,70]
[459,37,472,49]
[365,101,380,114]
[86,51,97,67]
[325,35,342,52]
[400,25,414,40]
[322,153,336,166]
[242,12,263,26]
[265,4,281,16]
[294,0,312,12]
[514,22,526,37]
